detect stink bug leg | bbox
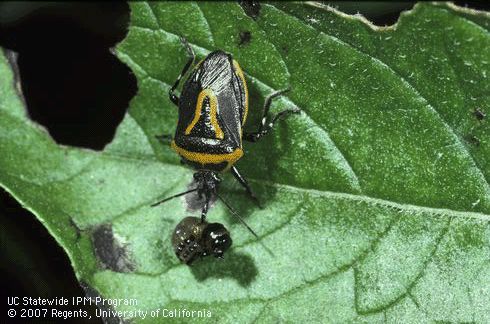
[169,37,195,106]
[156,37,195,145]
[155,134,172,144]
[152,39,303,264]
[231,166,263,209]
[244,88,300,142]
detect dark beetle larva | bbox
[172,216,232,265]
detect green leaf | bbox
[1,2,489,322]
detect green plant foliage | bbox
[1,2,489,322]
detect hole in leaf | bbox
[0,2,137,150]
[328,2,490,27]
[0,189,98,321]
[239,0,261,20]
[327,2,417,26]
[454,1,490,11]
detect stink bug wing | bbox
[177,51,244,148]
[231,60,248,126]
[199,52,234,92]
[172,50,249,171]
[200,52,244,147]
[175,70,200,136]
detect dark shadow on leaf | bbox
[218,81,289,227]
[189,251,258,287]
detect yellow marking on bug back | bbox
[194,57,205,69]
[233,60,248,126]
[171,141,243,169]
[185,88,224,139]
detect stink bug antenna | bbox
[151,188,198,207]
[216,194,259,239]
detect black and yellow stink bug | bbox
[153,37,299,262]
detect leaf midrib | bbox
[116,28,488,218]
[140,2,363,191]
[281,2,490,187]
[112,5,490,311]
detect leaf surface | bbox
[0,2,489,322]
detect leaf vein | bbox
[278,4,490,191]
[357,218,451,315]
[123,24,363,193]
[194,2,216,47]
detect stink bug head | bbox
[194,170,221,199]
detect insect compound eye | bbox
[203,223,233,258]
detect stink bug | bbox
[172,216,232,265]
[153,37,299,259]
